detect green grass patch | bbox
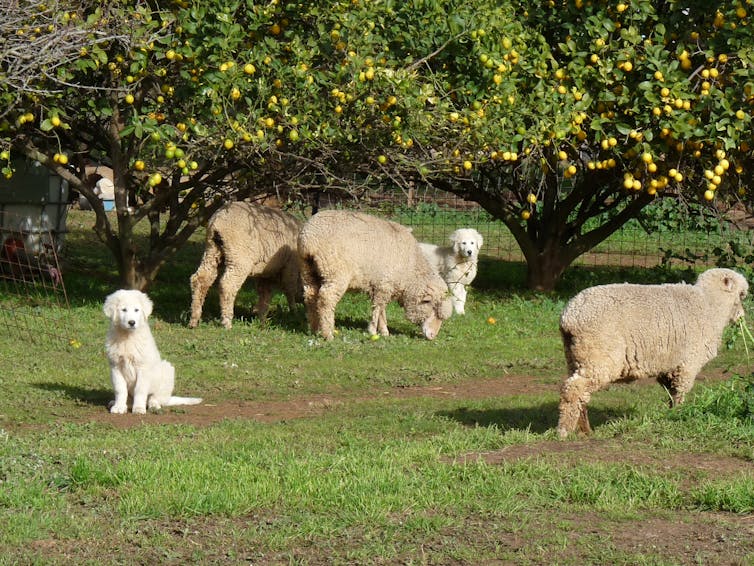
[1,210,753,563]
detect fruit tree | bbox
[3,1,754,291]
[350,0,754,290]
[0,0,410,288]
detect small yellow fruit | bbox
[149,172,162,186]
[134,160,145,171]
[463,160,473,171]
[223,139,234,150]
[50,116,61,127]
[125,94,135,104]
[57,153,68,165]
[521,210,531,220]
[487,317,496,325]
[243,63,256,75]
[377,155,387,164]
[370,334,380,341]
[704,189,715,201]
[527,193,537,204]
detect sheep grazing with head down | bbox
[189,202,303,329]
[297,210,453,340]
[557,268,749,438]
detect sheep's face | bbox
[731,281,749,323]
[698,268,749,323]
[404,280,453,340]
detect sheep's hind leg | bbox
[557,372,594,438]
[299,257,321,333]
[254,279,273,322]
[188,245,221,328]
[317,279,349,340]
[217,266,246,329]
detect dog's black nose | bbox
[465,249,473,256]
[128,320,136,327]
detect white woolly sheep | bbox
[189,202,303,329]
[557,268,748,437]
[419,228,484,315]
[297,210,453,340]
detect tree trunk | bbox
[524,249,573,292]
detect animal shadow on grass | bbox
[438,401,634,434]
[331,314,424,339]
[34,382,112,407]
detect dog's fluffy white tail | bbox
[165,396,203,406]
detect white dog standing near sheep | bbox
[104,289,202,414]
[419,228,483,315]
[557,268,748,437]
[189,202,302,329]
[297,210,453,340]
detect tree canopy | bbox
[2,0,753,290]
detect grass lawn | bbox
[1,209,753,564]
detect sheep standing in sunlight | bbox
[557,268,749,437]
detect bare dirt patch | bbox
[76,373,557,429]
[452,438,753,487]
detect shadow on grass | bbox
[473,257,693,300]
[438,401,635,434]
[34,381,111,406]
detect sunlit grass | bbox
[1,210,753,563]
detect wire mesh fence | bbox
[356,188,754,270]
[0,209,70,347]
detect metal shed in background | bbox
[0,159,71,256]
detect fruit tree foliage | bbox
[2,0,754,290]
[355,0,754,289]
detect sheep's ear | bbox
[140,292,154,319]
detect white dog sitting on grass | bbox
[419,228,484,315]
[104,289,202,414]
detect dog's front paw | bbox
[109,403,127,414]
[132,405,147,415]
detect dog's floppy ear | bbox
[448,230,462,252]
[475,230,484,250]
[103,291,119,320]
[138,291,154,319]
